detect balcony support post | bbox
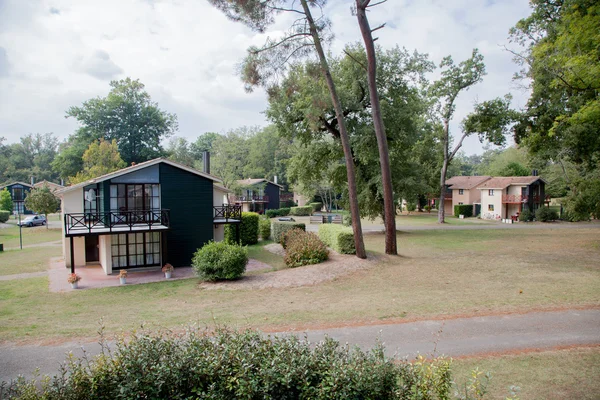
[69,236,75,274]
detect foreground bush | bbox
[0,327,472,400]
[224,212,259,245]
[279,227,305,249]
[454,204,473,218]
[535,207,559,222]
[265,207,291,218]
[290,205,313,216]
[518,209,534,222]
[284,230,329,268]
[192,241,248,281]
[258,218,271,240]
[0,210,9,223]
[318,224,356,254]
[272,221,305,243]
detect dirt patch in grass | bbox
[199,250,376,290]
[264,243,286,257]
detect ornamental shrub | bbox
[258,218,271,240]
[535,207,559,222]
[0,210,9,223]
[192,241,248,281]
[284,231,328,268]
[290,205,312,216]
[453,204,474,218]
[2,327,462,399]
[272,221,305,243]
[318,224,356,254]
[518,209,534,222]
[281,199,296,208]
[224,212,259,245]
[265,207,291,218]
[280,227,305,249]
[309,202,323,212]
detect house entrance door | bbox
[85,236,99,263]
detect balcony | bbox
[443,191,452,200]
[64,209,170,237]
[230,194,269,203]
[213,204,242,224]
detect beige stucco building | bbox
[477,176,547,220]
[443,176,491,216]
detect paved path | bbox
[1,309,598,383]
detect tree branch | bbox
[343,50,368,72]
[371,23,385,33]
[449,131,469,162]
[252,32,312,54]
[367,0,387,7]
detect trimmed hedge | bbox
[225,212,259,245]
[536,207,559,222]
[318,224,356,254]
[258,218,271,240]
[283,230,329,268]
[453,204,473,218]
[309,202,323,212]
[290,206,312,216]
[0,210,9,223]
[272,221,305,243]
[1,327,462,399]
[192,241,248,281]
[265,207,290,218]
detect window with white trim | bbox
[488,189,494,196]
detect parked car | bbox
[18,215,46,227]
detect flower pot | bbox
[70,282,78,289]
[165,271,172,279]
[120,277,126,285]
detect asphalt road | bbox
[1,309,598,383]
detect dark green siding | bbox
[159,163,214,267]
[264,183,280,210]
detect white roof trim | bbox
[0,181,34,189]
[57,158,223,194]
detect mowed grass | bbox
[0,246,62,275]
[0,225,62,249]
[247,240,286,271]
[452,347,600,400]
[0,227,598,342]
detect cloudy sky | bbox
[0,0,532,155]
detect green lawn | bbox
[0,225,62,249]
[0,246,62,276]
[0,226,598,342]
[246,240,286,271]
[452,347,600,399]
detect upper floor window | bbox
[12,186,24,201]
[458,189,464,195]
[488,189,494,196]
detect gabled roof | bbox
[33,180,64,191]
[477,176,547,190]
[445,176,491,190]
[237,178,283,189]
[57,158,223,194]
[0,181,33,190]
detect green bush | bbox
[0,327,463,399]
[453,204,473,218]
[284,231,329,268]
[290,205,313,216]
[318,224,356,254]
[224,212,259,245]
[272,221,306,243]
[424,205,432,212]
[281,199,296,208]
[258,218,271,240]
[406,202,416,212]
[265,207,291,218]
[535,207,559,222]
[0,210,9,223]
[192,241,248,281]
[309,202,323,212]
[519,209,534,222]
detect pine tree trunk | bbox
[438,119,450,224]
[301,0,366,258]
[356,2,397,255]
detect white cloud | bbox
[0,0,532,155]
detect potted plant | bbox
[67,273,81,289]
[119,269,128,285]
[162,263,174,279]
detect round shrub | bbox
[535,207,559,222]
[406,202,416,212]
[290,206,312,216]
[280,227,305,249]
[0,210,10,223]
[284,231,329,268]
[518,209,534,222]
[259,218,271,240]
[192,241,248,281]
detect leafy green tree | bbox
[66,78,178,165]
[0,133,59,184]
[0,188,13,212]
[24,186,59,229]
[211,128,251,191]
[69,139,127,184]
[209,0,366,259]
[166,137,196,168]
